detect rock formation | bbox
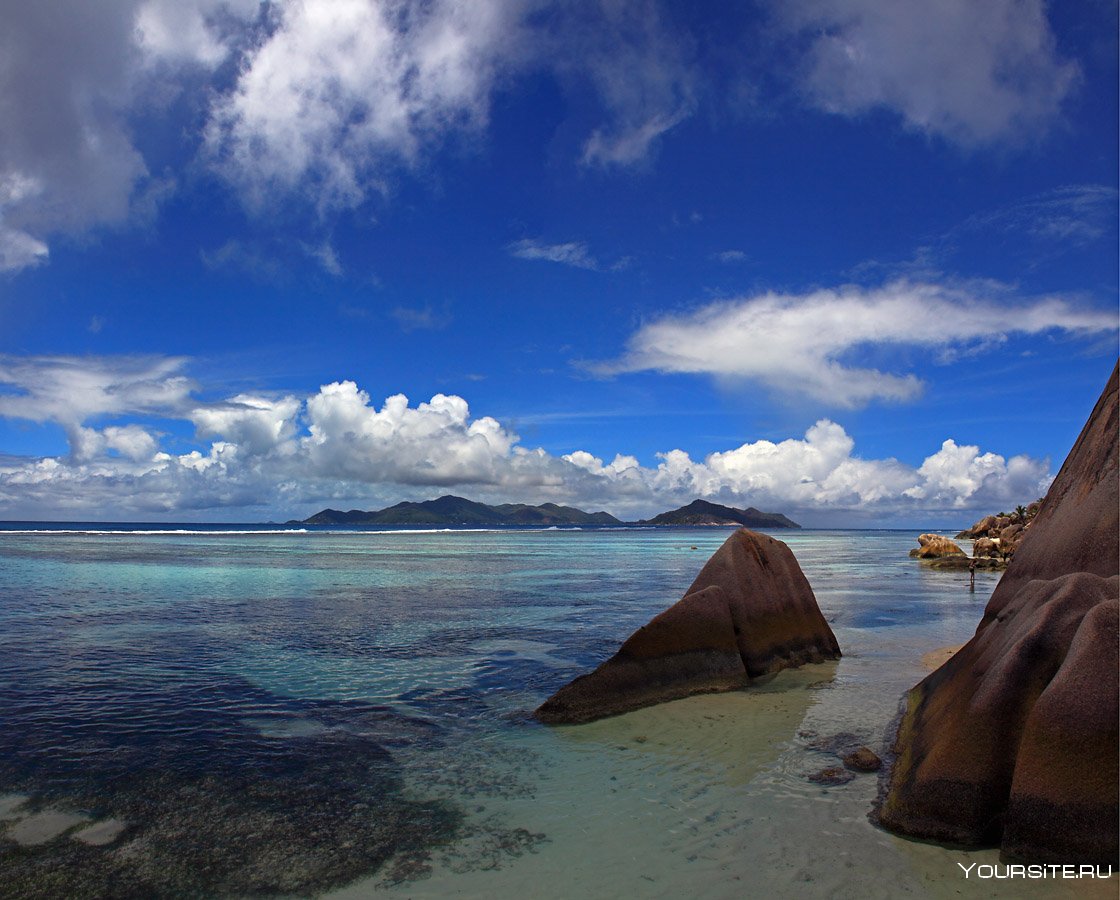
[955,501,1042,561]
[971,536,999,558]
[878,362,1119,864]
[535,529,840,724]
[908,534,965,559]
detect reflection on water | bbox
[4,527,1105,899]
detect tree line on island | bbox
[293,495,800,528]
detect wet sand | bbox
[920,644,964,671]
[335,640,1117,900]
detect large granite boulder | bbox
[957,515,998,539]
[997,522,1023,548]
[972,537,1000,558]
[910,534,965,559]
[535,529,840,724]
[878,362,1119,864]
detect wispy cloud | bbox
[955,184,1118,247]
[858,184,1120,280]
[507,237,636,273]
[508,238,601,271]
[0,223,49,272]
[712,249,749,264]
[199,238,285,282]
[390,303,453,333]
[582,108,691,168]
[563,0,698,169]
[301,240,343,276]
[0,354,194,426]
[593,279,1117,407]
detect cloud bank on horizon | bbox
[0,354,1057,523]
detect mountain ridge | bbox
[294,495,799,528]
[638,498,800,528]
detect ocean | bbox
[0,526,1111,898]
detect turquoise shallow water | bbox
[1,526,1106,898]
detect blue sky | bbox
[0,0,1116,526]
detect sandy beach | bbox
[920,644,964,671]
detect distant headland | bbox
[637,498,800,529]
[291,495,800,528]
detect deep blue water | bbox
[0,526,999,897]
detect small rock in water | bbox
[841,747,882,772]
[807,767,855,786]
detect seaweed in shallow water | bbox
[0,671,466,897]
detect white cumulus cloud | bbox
[204,0,523,212]
[0,0,1099,274]
[0,354,1058,523]
[597,280,1117,407]
[134,0,259,69]
[191,395,302,456]
[303,382,520,485]
[770,0,1080,146]
[0,0,263,272]
[626,421,1046,513]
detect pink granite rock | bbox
[879,362,1119,864]
[535,529,840,724]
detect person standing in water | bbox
[968,558,976,591]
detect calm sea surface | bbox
[0,527,1108,898]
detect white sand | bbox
[0,794,30,821]
[328,643,1116,900]
[5,810,90,846]
[920,645,963,671]
[73,818,127,846]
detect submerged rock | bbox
[808,767,855,786]
[925,555,1003,570]
[879,362,1119,864]
[535,529,840,724]
[842,747,882,772]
